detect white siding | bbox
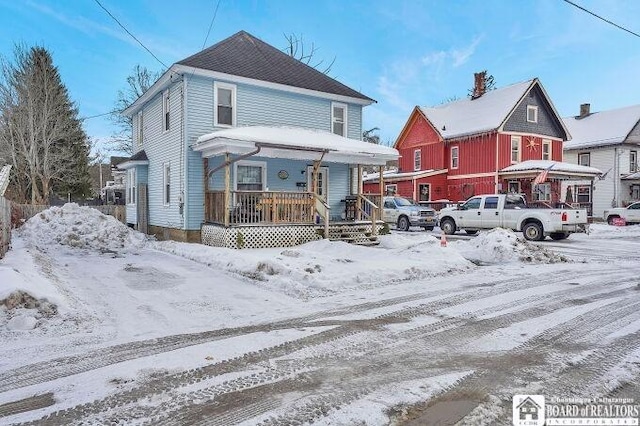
[563,147,616,218]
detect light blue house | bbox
[120,31,397,248]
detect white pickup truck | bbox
[438,194,589,241]
[603,201,640,225]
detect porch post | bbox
[357,165,363,220]
[224,153,230,227]
[203,158,209,222]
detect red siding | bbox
[447,176,495,202]
[498,134,564,167]
[396,112,444,171]
[447,133,497,176]
[363,173,447,201]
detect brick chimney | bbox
[471,71,487,99]
[579,103,591,119]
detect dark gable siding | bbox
[503,85,565,139]
[626,119,640,144]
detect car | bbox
[382,196,437,231]
[603,202,640,225]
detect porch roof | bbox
[499,160,602,179]
[622,171,640,180]
[193,126,399,165]
[362,168,447,183]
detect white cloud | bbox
[422,35,483,70]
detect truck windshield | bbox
[394,197,417,207]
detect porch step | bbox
[326,223,380,246]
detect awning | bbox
[193,126,399,165]
[118,150,149,170]
[500,160,602,180]
[363,168,448,183]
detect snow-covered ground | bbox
[1,205,639,425]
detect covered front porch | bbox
[192,126,398,249]
[499,160,602,215]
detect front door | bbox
[307,166,329,202]
[418,184,430,202]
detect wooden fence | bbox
[0,197,10,258]
[13,204,126,224]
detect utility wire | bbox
[202,0,222,49]
[79,111,114,121]
[93,0,170,69]
[562,0,640,39]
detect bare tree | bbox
[109,65,159,155]
[0,45,89,204]
[284,33,336,75]
[362,127,380,144]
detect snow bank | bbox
[19,204,146,252]
[452,228,569,264]
[588,223,640,237]
[153,234,473,299]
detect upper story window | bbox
[631,150,637,173]
[578,152,590,167]
[511,136,521,163]
[214,82,236,127]
[451,146,459,169]
[542,139,552,161]
[414,149,421,171]
[163,163,171,205]
[527,105,538,123]
[163,90,170,132]
[137,112,143,146]
[332,102,347,136]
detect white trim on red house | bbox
[447,172,496,180]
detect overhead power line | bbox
[93,0,170,68]
[562,0,640,39]
[79,111,114,121]
[202,0,222,49]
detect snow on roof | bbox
[622,171,640,180]
[563,104,640,150]
[420,80,533,140]
[362,168,446,182]
[194,126,399,165]
[500,160,602,175]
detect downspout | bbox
[182,76,188,231]
[495,133,500,193]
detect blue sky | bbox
[1,0,639,154]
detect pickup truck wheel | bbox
[440,218,456,235]
[607,215,619,225]
[398,216,410,232]
[550,232,569,240]
[523,222,544,241]
[465,230,478,235]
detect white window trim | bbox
[162,90,170,133]
[137,112,143,147]
[163,163,171,206]
[214,81,237,128]
[631,150,638,173]
[414,149,421,171]
[127,169,137,205]
[233,160,267,192]
[385,184,397,194]
[511,136,522,163]
[578,152,591,167]
[542,139,552,161]
[331,102,348,137]
[527,105,538,123]
[451,146,459,169]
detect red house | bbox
[364,76,601,205]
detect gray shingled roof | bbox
[177,31,374,102]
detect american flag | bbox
[532,163,554,185]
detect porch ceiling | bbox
[193,126,399,165]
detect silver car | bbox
[383,196,437,231]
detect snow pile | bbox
[453,228,569,264]
[0,291,58,331]
[153,234,473,299]
[588,223,640,238]
[20,204,146,252]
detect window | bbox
[508,181,521,194]
[215,82,236,127]
[542,139,552,161]
[414,149,421,171]
[127,169,136,204]
[234,161,266,191]
[418,184,430,202]
[451,146,459,169]
[632,185,640,200]
[331,102,347,136]
[527,105,538,123]
[137,112,143,146]
[576,185,591,203]
[462,197,481,209]
[578,152,591,167]
[385,184,397,195]
[484,196,499,209]
[163,90,170,132]
[631,151,637,173]
[163,163,171,205]
[533,183,551,201]
[511,136,521,163]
